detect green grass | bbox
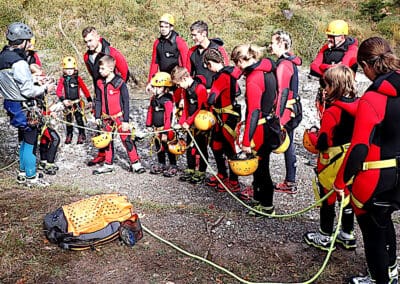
[0,0,398,84]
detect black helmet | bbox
[6,22,33,42]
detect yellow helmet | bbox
[62,56,77,69]
[159,13,175,26]
[194,110,216,131]
[151,72,173,87]
[228,152,259,176]
[326,20,349,36]
[92,132,112,149]
[168,139,187,155]
[273,128,290,154]
[28,36,36,51]
[303,126,319,154]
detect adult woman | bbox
[334,37,400,284]
[231,44,278,214]
[270,30,302,194]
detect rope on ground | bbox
[186,129,332,218]
[0,160,18,171]
[142,193,345,284]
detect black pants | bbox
[186,131,208,172]
[319,185,354,234]
[357,203,397,283]
[156,139,176,166]
[65,106,85,136]
[39,127,60,163]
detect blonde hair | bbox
[171,66,190,83]
[99,55,116,69]
[357,37,400,76]
[231,44,265,64]
[323,65,357,103]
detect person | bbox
[269,30,303,194]
[26,36,41,66]
[82,26,130,166]
[334,37,400,284]
[310,19,358,117]
[231,44,279,214]
[171,66,208,184]
[92,55,145,175]
[0,22,55,185]
[303,65,357,252]
[145,72,177,177]
[56,56,92,144]
[187,20,229,89]
[146,13,188,94]
[203,48,241,192]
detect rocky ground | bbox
[2,67,397,284]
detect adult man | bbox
[146,13,188,93]
[82,26,131,166]
[310,20,358,115]
[0,22,55,185]
[187,20,229,89]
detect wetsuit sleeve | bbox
[275,61,293,126]
[310,45,327,77]
[186,48,195,76]
[148,39,160,82]
[56,77,65,100]
[120,83,130,122]
[317,109,338,150]
[33,52,42,67]
[243,80,262,147]
[340,43,358,71]
[78,76,92,102]
[176,37,189,70]
[146,98,153,127]
[334,94,385,189]
[94,81,102,119]
[208,74,226,105]
[110,47,129,82]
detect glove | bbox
[121,122,130,132]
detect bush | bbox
[360,0,387,22]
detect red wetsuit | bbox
[148,31,189,82]
[187,38,229,89]
[95,75,139,164]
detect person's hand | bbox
[146,127,153,133]
[241,145,252,153]
[44,81,56,94]
[86,102,93,109]
[161,134,167,142]
[95,119,102,127]
[121,122,130,132]
[182,122,190,130]
[173,124,182,130]
[63,100,72,107]
[178,99,184,109]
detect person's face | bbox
[206,61,218,72]
[234,58,247,71]
[159,22,173,37]
[327,34,345,48]
[270,35,283,56]
[175,77,190,89]
[99,64,113,78]
[361,62,376,81]
[153,86,165,95]
[84,31,101,51]
[191,29,207,46]
[63,68,75,76]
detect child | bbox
[304,65,357,251]
[170,66,208,184]
[203,48,241,192]
[146,72,177,177]
[56,56,92,144]
[92,55,145,175]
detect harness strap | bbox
[362,158,397,171]
[319,143,350,166]
[351,195,364,209]
[222,123,237,139]
[213,105,240,116]
[101,111,123,120]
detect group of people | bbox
[0,14,400,284]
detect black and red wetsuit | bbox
[84,38,129,85]
[310,37,358,115]
[56,73,92,138]
[242,58,278,207]
[316,97,358,235]
[275,53,302,184]
[208,66,241,182]
[148,31,188,81]
[146,92,176,167]
[187,39,229,89]
[177,80,208,172]
[95,75,140,165]
[334,70,400,283]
